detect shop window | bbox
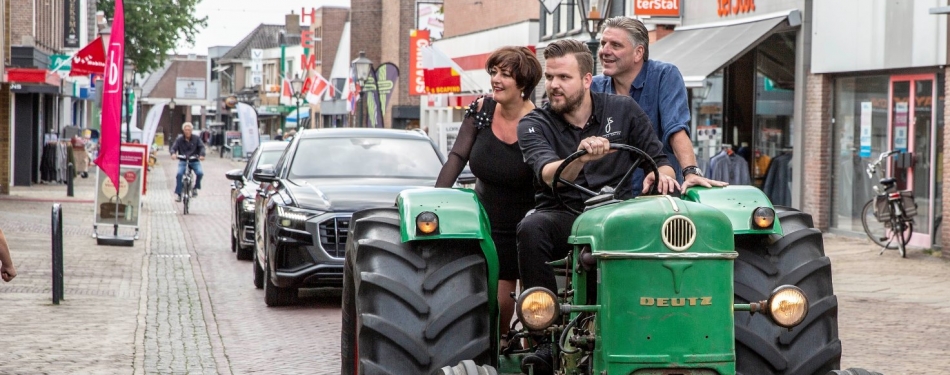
[831,76,890,232]
[691,69,725,174]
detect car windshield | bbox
[289,137,443,179]
[258,150,283,167]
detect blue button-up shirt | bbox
[591,59,690,195]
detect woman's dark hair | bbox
[485,46,543,100]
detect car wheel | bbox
[236,237,253,261]
[264,256,297,306]
[231,231,238,253]
[253,249,264,289]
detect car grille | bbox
[319,216,350,258]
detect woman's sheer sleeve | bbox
[434,116,478,187]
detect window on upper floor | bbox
[540,1,583,40]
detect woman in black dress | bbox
[435,46,542,344]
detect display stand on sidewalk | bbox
[94,144,147,247]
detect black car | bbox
[225,141,289,260]
[252,128,445,306]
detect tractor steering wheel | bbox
[552,143,661,215]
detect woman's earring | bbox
[521,92,525,98]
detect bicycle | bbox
[178,155,199,215]
[860,150,917,257]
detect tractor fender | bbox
[682,186,784,235]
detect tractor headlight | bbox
[767,285,808,328]
[752,207,775,229]
[277,206,318,230]
[416,211,439,235]
[242,199,255,213]
[516,287,559,331]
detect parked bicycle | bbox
[178,155,199,215]
[860,150,917,257]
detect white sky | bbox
[176,0,350,55]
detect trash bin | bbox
[231,145,243,159]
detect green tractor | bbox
[342,145,863,375]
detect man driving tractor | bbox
[516,38,678,374]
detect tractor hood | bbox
[568,196,734,255]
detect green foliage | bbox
[97,0,208,72]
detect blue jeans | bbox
[175,160,203,196]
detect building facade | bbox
[809,0,948,247]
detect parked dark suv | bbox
[252,128,445,306]
[225,141,288,260]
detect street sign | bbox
[251,48,263,87]
[50,54,72,71]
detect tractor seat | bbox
[880,177,897,187]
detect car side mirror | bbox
[225,169,244,182]
[253,167,277,184]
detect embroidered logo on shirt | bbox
[528,127,536,133]
[604,117,621,139]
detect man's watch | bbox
[682,166,704,178]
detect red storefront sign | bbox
[634,0,681,17]
[410,29,430,96]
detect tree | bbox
[98,0,208,72]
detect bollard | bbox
[51,204,64,304]
[66,163,74,197]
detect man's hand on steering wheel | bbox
[577,136,614,163]
[642,169,681,195]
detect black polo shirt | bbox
[518,91,670,210]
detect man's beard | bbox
[548,88,585,116]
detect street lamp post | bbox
[168,99,176,142]
[351,51,372,128]
[123,58,135,142]
[290,75,304,131]
[580,0,612,75]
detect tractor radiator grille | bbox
[661,215,696,252]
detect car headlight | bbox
[516,287,560,331]
[242,199,255,212]
[768,285,808,328]
[277,206,319,230]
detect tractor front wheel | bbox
[341,207,491,374]
[733,206,841,375]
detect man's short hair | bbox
[182,122,194,131]
[485,46,543,100]
[542,39,594,77]
[601,16,650,61]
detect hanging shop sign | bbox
[635,0,681,17]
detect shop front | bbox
[650,2,805,207]
[814,0,948,246]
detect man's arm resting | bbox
[669,130,697,169]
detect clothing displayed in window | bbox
[762,152,793,206]
[708,150,751,185]
[40,141,71,183]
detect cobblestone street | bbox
[0,154,947,374]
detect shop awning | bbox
[651,10,801,88]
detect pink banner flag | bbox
[94,0,125,194]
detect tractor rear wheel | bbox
[734,206,841,375]
[341,207,491,374]
[827,368,883,375]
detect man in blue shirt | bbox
[590,16,727,195]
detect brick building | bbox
[303,6,349,128]
[3,0,68,189]
[138,55,208,143]
[351,0,422,128]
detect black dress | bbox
[435,98,535,280]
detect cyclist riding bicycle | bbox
[170,122,206,202]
